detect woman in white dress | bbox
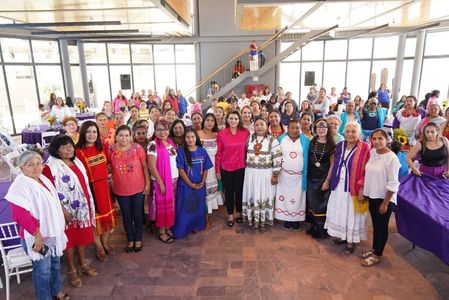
[50,97,73,123]
[198,113,223,227]
[274,118,311,231]
[324,121,370,255]
[242,117,282,229]
[393,95,425,147]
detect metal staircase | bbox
[207,25,338,101]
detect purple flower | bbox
[62,175,70,183]
[58,193,65,201]
[71,200,80,209]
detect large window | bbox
[80,42,196,104]
[0,37,64,134]
[4,66,39,132]
[279,36,402,103]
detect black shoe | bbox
[125,243,134,253]
[227,220,234,227]
[306,227,316,235]
[134,242,143,253]
[236,217,243,224]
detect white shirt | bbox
[363,150,401,204]
[147,140,179,179]
[50,105,73,122]
[238,98,249,108]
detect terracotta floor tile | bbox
[4,206,449,300]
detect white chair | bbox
[41,131,59,147]
[2,150,20,180]
[0,222,33,300]
[15,144,28,154]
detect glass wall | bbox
[73,42,195,107]
[0,37,64,134]
[420,30,449,101]
[280,36,405,102]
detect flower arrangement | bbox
[76,100,86,113]
[393,128,408,146]
[47,115,56,125]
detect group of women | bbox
[6,87,449,300]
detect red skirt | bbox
[65,225,94,249]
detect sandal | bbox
[158,233,174,243]
[53,292,70,300]
[67,270,82,288]
[166,229,174,238]
[80,264,98,277]
[344,243,356,255]
[96,249,107,262]
[103,245,115,255]
[236,217,243,224]
[227,220,234,227]
[361,255,381,267]
[361,249,375,259]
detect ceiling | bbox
[236,0,449,38]
[0,0,193,39]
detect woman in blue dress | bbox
[173,128,213,239]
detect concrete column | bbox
[392,34,406,106]
[59,39,74,99]
[410,30,425,97]
[77,42,90,107]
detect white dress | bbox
[274,136,307,222]
[201,138,222,211]
[324,149,368,243]
[242,135,282,228]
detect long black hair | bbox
[201,113,218,132]
[76,121,103,151]
[183,127,202,168]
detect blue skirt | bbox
[173,183,206,239]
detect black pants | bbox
[221,168,245,215]
[368,197,395,256]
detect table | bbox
[76,112,96,121]
[0,181,13,224]
[21,125,60,145]
[395,174,449,264]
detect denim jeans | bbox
[116,192,144,242]
[21,240,61,300]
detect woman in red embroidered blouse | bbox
[97,112,115,146]
[76,121,116,262]
[216,110,250,227]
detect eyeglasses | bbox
[369,102,377,105]
[155,128,168,132]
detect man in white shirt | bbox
[238,92,249,108]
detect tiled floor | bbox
[4,207,449,300]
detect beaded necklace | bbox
[312,139,326,167]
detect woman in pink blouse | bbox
[108,125,150,253]
[216,110,250,227]
[6,151,69,300]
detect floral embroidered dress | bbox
[43,157,96,249]
[242,133,282,228]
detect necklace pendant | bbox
[315,161,321,167]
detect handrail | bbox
[186,2,326,98]
[185,26,289,97]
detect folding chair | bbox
[0,222,33,300]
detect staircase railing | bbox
[186,2,327,100]
[185,26,289,100]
